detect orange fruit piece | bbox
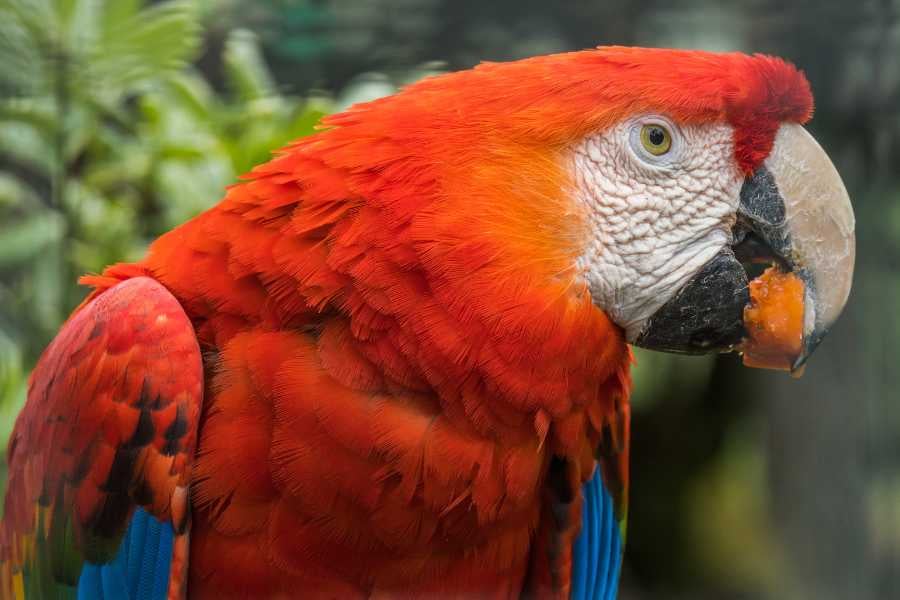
[741,267,805,371]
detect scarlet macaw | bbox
[0,47,855,599]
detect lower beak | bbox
[634,124,855,374]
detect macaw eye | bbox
[640,124,672,155]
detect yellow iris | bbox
[640,124,672,155]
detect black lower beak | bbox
[633,248,748,353]
[634,167,789,355]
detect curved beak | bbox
[634,124,855,375]
[738,124,855,373]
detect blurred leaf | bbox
[0,211,65,268]
[0,0,54,96]
[0,121,54,173]
[0,377,25,444]
[63,104,97,162]
[61,0,103,55]
[287,100,331,137]
[0,326,26,501]
[335,72,395,111]
[0,97,56,131]
[224,28,278,102]
[82,0,202,95]
[99,0,142,33]
[0,328,26,439]
[0,174,41,208]
[65,180,140,271]
[162,71,215,120]
[153,159,231,226]
[82,140,152,188]
[29,241,65,332]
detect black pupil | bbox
[648,127,665,146]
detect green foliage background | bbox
[0,0,330,433]
[1,1,898,599]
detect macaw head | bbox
[312,46,855,375]
[556,49,856,373]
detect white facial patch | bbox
[572,116,744,341]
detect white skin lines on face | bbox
[572,116,744,340]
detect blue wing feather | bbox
[571,468,623,600]
[150,516,174,599]
[592,469,606,598]
[76,508,174,600]
[587,471,601,596]
[77,564,103,599]
[571,481,591,600]
[126,508,148,597]
[100,560,130,599]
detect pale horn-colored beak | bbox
[739,124,856,374]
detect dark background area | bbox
[1,1,898,598]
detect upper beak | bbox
[737,124,855,373]
[634,124,855,374]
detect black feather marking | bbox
[127,407,155,448]
[103,446,140,494]
[542,454,579,591]
[68,443,94,485]
[137,377,153,407]
[132,479,154,507]
[85,491,132,551]
[161,404,188,456]
[547,456,574,504]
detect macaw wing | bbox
[571,402,630,600]
[0,277,203,599]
